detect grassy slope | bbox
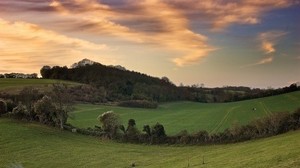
[0,118,300,168]
[0,78,81,93]
[70,91,300,135]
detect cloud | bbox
[165,0,296,31]
[47,0,215,66]
[0,18,108,74]
[258,31,287,54]
[0,0,297,67]
[242,56,274,68]
[256,56,274,65]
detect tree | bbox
[151,123,166,143]
[50,83,73,129]
[34,96,57,125]
[152,122,166,138]
[19,87,40,120]
[98,111,121,138]
[40,65,51,78]
[143,125,151,136]
[125,119,140,141]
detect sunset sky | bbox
[0,0,299,88]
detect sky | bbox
[0,0,299,88]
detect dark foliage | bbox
[0,99,7,115]
[40,64,300,103]
[40,64,182,102]
[118,100,158,109]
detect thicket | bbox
[0,84,73,129]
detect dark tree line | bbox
[40,64,300,104]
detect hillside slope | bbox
[1,118,300,168]
[0,78,81,94]
[70,91,300,134]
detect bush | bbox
[11,103,29,120]
[6,99,17,112]
[98,111,121,139]
[118,100,158,109]
[0,99,7,115]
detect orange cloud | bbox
[1,0,296,68]
[49,0,215,66]
[258,31,287,54]
[0,18,108,73]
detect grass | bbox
[70,91,300,135]
[1,118,300,168]
[0,78,81,93]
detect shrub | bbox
[11,103,29,120]
[98,111,121,139]
[0,99,7,115]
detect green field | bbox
[70,91,300,135]
[0,78,81,93]
[1,118,300,168]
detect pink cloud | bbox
[258,31,287,54]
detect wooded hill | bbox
[40,59,300,103]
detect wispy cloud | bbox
[241,56,274,68]
[165,0,296,31]
[47,0,215,66]
[258,31,287,54]
[0,0,298,68]
[0,18,108,73]
[255,56,274,65]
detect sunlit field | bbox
[70,91,300,135]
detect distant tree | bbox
[128,119,136,128]
[98,111,121,138]
[143,125,151,136]
[40,65,51,78]
[152,123,166,138]
[125,119,140,141]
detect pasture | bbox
[1,118,300,168]
[70,91,300,135]
[0,78,81,93]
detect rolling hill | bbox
[70,91,300,135]
[1,118,300,168]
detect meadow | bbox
[70,91,300,135]
[0,78,80,93]
[1,79,300,167]
[1,118,300,168]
